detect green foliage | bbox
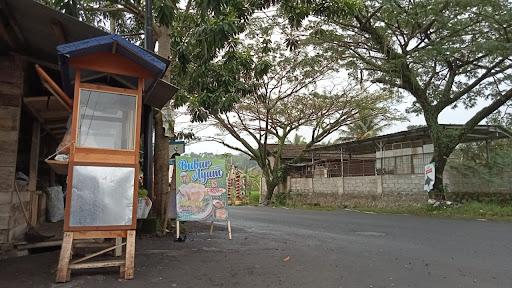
[286,134,307,145]
[340,106,404,140]
[206,12,400,203]
[153,0,176,27]
[281,0,512,196]
[138,188,149,198]
[248,191,260,205]
[449,141,512,186]
[273,191,288,206]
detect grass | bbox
[247,191,261,205]
[242,193,512,221]
[283,203,338,211]
[356,202,512,221]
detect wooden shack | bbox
[0,0,175,257]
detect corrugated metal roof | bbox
[309,125,512,154]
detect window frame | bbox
[63,70,143,231]
[76,84,138,151]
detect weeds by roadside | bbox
[355,202,512,221]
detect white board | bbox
[424,162,435,192]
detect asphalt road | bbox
[1,207,511,288]
[230,207,512,288]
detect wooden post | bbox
[209,221,214,235]
[56,232,74,282]
[29,121,40,225]
[124,230,136,279]
[114,237,122,257]
[227,220,232,240]
[176,220,180,239]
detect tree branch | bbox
[462,88,512,135]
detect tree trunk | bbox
[153,110,169,231]
[427,120,458,200]
[263,179,278,205]
[153,26,172,232]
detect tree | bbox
[339,108,402,140]
[282,0,512,199]
[42,0,277,228]
[200,15,396,204]
[287,134,307,145]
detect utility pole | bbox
[143,0,154,198]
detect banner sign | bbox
[424,162,435,192]
[176,156,228,221]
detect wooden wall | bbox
[0,55,24,245]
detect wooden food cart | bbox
[53,35,170,282]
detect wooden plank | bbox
[0,56,19,83]
[45,160,68,175]
[70,52,153,79]
[46,123,67,129]
[56,232,73,283]
[0,140,17,167]
[37,191,46,224]
[0,167,15,191]
[0,215,8,229]
[80,83,138,96]
[124,230,135,280]
[0,92,22,107]
[73,152,136,166]
[69,259,125,270]
[0,106,20,131]
[29,121,40,225]
[71,242,126,264]
[0,191,12,205]
[17,240,62,249]
[73,230,127,239]
[0,131,18,143]
[50,20,67,44]
[28,121,41,192]
[115,237,122,257]
[0,82,22,96]
[38,110,70,121]
[15,239,111,250]
[35,65,72,111]
[23,96,68,112]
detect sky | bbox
[173,9,502,156]
[179,95,493,155]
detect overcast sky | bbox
[179,95,493,155]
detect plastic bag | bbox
[46,186,64,222]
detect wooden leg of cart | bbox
[56,232,74,282]
[124,230,136,280]
[176,220,180,239]
[56,230,133,283]
[209,221,214,235]
[115,237,123,256]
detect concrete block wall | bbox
[343,176,378,195]
[312,177,343,194]
[382,174,424,194]
[445,167,512,194]
[289,174,425,207]
[289,178,312,193]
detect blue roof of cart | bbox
[57,34,168,74]
[56,34,170,100]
